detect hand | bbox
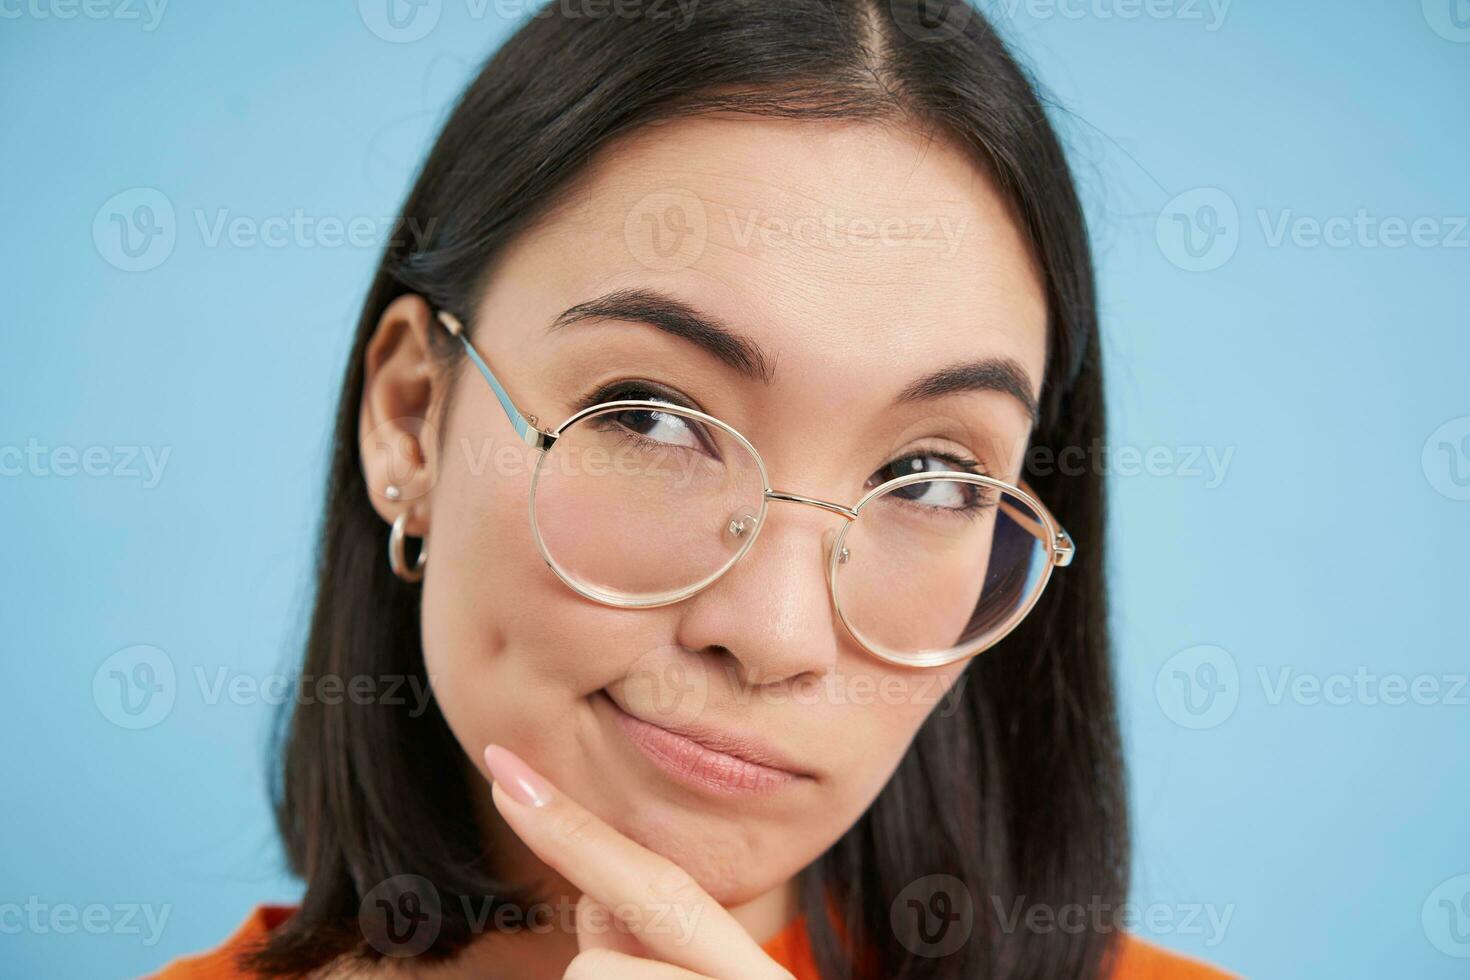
[482,744,797,980]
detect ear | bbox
[359,293,444,535]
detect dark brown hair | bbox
[248,1,1126,976]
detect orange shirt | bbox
[151,904,1235,978]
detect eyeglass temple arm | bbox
[1001,492,1075,568]
[436,311,545,449]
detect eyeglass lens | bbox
[528,403,1051,664]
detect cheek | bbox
[417,420,608,749]
[820,663,971,799]
[417,414,688,765]
[419,421,532,674]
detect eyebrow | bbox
[548,287,1038,424]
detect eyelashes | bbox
[574,380,692,414]
[572,379,994,477]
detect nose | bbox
[671,490,853,687]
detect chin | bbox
[579,766,787,906]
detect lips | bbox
[598,689,810,798]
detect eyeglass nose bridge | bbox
[725,488,859,565]
[764,489,858,520]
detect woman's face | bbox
[365,115,1046,908]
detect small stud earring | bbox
[385,484,402,501]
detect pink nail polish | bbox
[484,744,553,808]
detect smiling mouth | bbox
[596,689,811,798]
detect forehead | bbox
[478,114,1048,430]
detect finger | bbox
[564,947,707,980]
[483,743,792,980]
[575,892,649,958]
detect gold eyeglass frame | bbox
[436,309,1075,669]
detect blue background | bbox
[3,2,1466,976]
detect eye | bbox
[869,453,993,512]
[607,406,704,452]
[583,382,716,456]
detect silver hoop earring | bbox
[388,513,427,583]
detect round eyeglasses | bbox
[436,310,1074,669]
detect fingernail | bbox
[484,744,552,808]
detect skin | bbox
[357,114,1047,977]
